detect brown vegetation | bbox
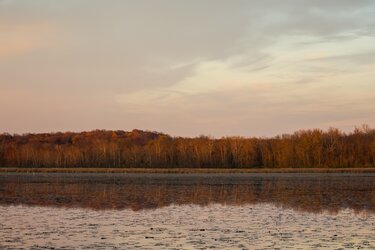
[1,168,375,173]
[1,125,375,168]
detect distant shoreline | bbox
[2,127,375,170]
[1,167,375,174]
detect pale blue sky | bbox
[1,0,375,136]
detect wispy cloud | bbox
[0,22,51,58]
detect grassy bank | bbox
[1,167,375,174]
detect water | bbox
[1,173,375,249]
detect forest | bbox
[0,125,375,168]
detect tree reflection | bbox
[1,174,375,214]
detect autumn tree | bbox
[0,126,375,169]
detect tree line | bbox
[1,125,375,168]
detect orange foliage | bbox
[0,126,375,168]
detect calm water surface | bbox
[1,173,375,249]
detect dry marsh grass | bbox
[1,167,375,174]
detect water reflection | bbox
[1,173,375,214]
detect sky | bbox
[1,0,375,137]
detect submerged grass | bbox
[0,167,375,174]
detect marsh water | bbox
[1,173,375,249]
